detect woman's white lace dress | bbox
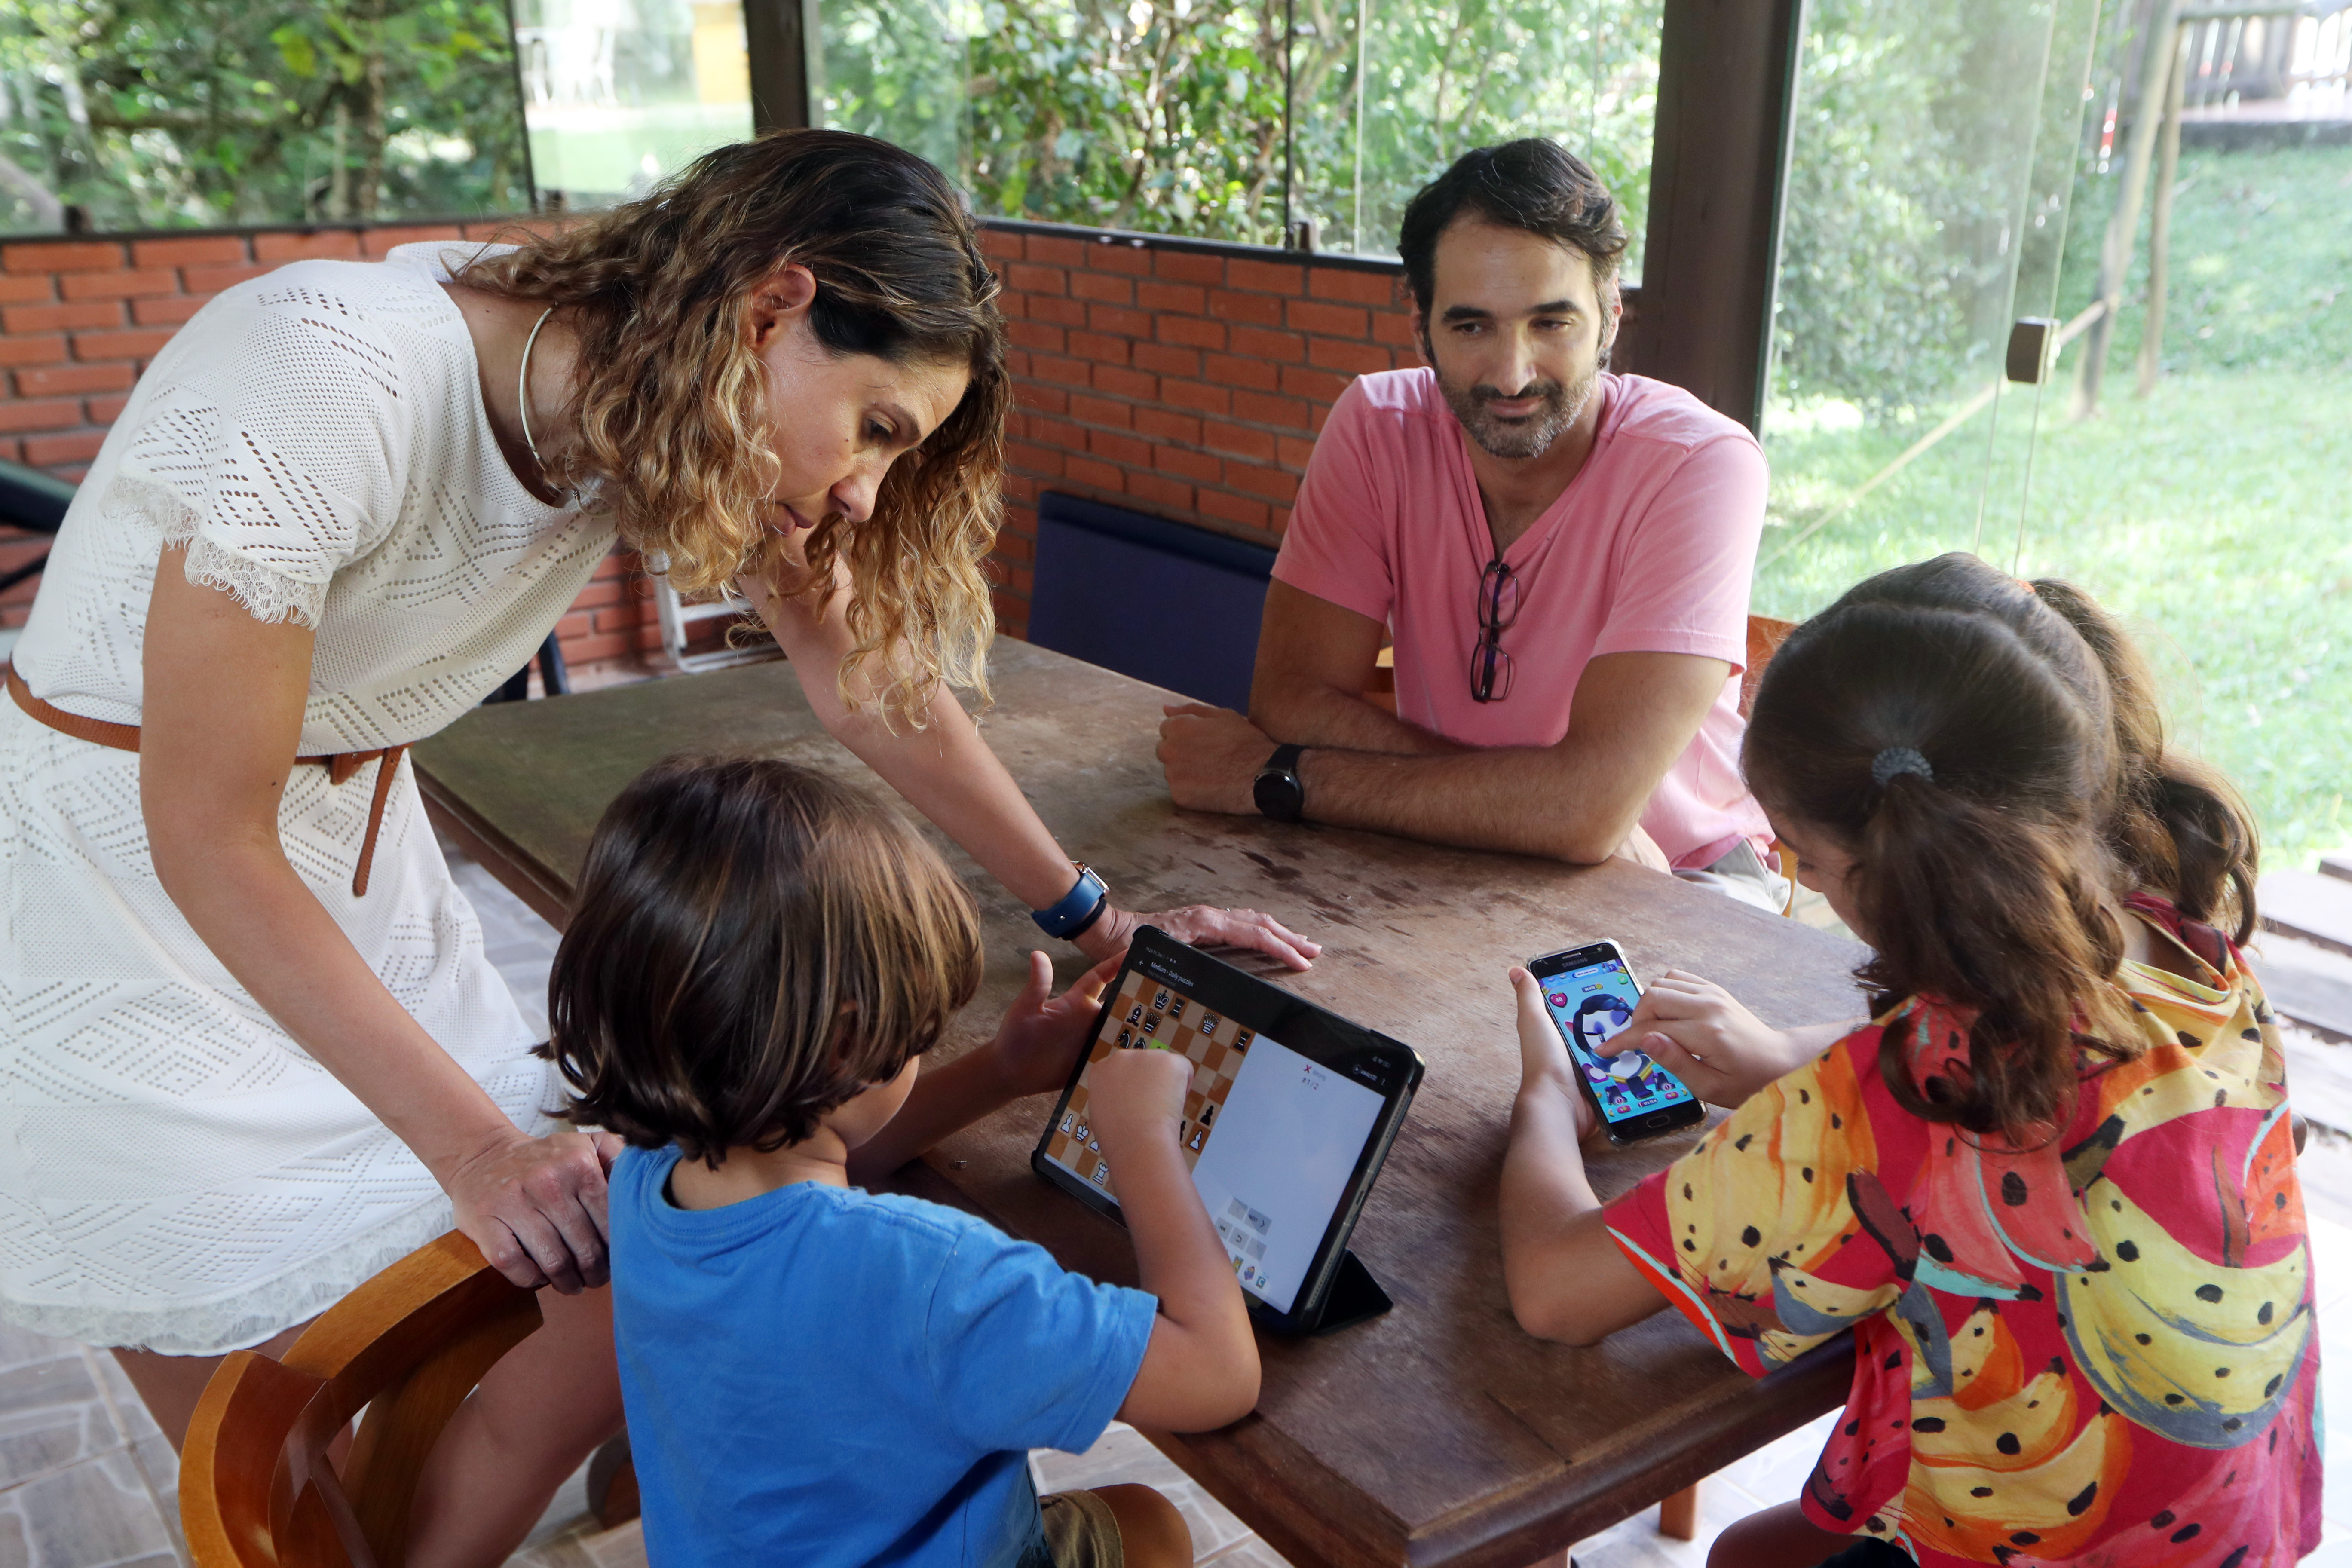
[0,243,618,1353]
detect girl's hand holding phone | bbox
[1508,967,1597,1145]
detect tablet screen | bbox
[1038,965,1388,1314]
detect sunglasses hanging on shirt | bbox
[1470,557,1519,704]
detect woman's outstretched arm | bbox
[141,547,616,1292]
[739,561,1320,970]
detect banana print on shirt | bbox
[1602,896,2322,1566]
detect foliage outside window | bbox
[0,0,530,231]
[815,0,1662,270]
[1756,0,2352,868]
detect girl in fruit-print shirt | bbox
[1497,556,2321,1568]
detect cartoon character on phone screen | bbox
[1566,993,1678,1108]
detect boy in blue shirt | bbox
[545,755,1261,1567]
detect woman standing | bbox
[0,129,1310,1564]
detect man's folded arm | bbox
[1248,579,1464,757]
[1290,649,1731,863]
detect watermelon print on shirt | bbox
[1602,896,2321,1565]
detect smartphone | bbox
[1527,940,1705,1144]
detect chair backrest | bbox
[1026,492,1277,712]
[182,1231,544,1568]
[1741,613,1797,719]
[0,456,75,536]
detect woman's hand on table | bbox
[1622,971,1820,1109]
[1509,966,1597,1147]
[987,949,1124,1098]
[1078,903,1320,972]
[440,1126,618,1293]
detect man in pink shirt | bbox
[1158,139,1782,908]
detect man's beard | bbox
[1431,350,1604,460]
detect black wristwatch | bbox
[1253,743,1308,823]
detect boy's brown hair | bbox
[544,754,982,1164]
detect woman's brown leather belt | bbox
[6,666,408,897]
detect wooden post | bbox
[2074,0,2186,418]
[1629,0,1807,434]
[745,0,821,132]
[2137,24,2189,396]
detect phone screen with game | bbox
[1038,960,1400,1317]
[1529,941,1705,1141]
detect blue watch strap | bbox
[1032,865,1110,939]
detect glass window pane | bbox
[518,0,754,208]
[815,0,968,187]
[1309,0,1662,268]
[2010,15,2352,869]
[0,0,533,232]
[822,0,1293,243]
[1754,0,2093,621]
[817,0,1660,257]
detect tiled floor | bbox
[18,853,2352,1568]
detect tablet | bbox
[1032,927,1424,1335]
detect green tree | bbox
[818,0,1661,257]
[0,0,530,231]
[1769,0,2075,414]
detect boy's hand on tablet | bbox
[1086,1045,1194,1151]
[1509,967,1596,1144]
[988,950,1124,1099]
[1622,971,1810,1109]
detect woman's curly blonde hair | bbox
[457,129,1008,725]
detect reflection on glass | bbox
[516,0,753,208]
[2012,19,2352,870]
[815,0,1660,262]
[0,0,532,233]
[823,0,1291,244]
[816,0,969,214]
[1300,0,1660,267]
[1754,0,2100,621]
[1975,0,2104,563]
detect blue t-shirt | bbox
[610,1145,1158,1568]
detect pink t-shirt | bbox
[1272,369,1771,870]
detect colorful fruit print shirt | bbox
[1602,896,2321,1565]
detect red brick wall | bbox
[979,222,1415,636]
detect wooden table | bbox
[415,639,1868,1568]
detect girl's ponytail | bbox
[1746,602,2138,1142]
[2028,578,2259,942]
[1859,772,2132,1136]
[1815,554,2258,941]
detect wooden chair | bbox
[1740,614,1796,720]
[181,1231,542,1568]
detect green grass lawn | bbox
[1755,144,2352,871]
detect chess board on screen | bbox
[1041,969,1255,1197]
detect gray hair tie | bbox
[1872,747,1934,787]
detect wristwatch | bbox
[1031,864,1111,940]
[1253,744,1308,823]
